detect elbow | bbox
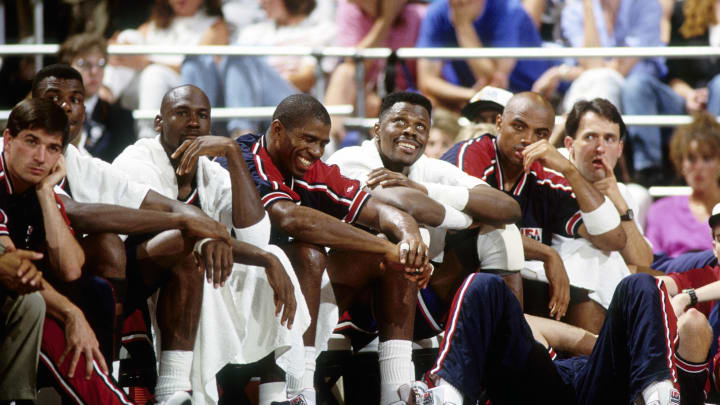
[504,199,522,224]
[594,227,627,252]
[279,214,318,239]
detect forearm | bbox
[695,280,720,303]
[225,147,266,228]
[275,205,396,256]
[287,64,316,93]
[454,22,494,81]
[373,203,423,244]
[605,191,652,266]
[418,60,476,104]
[657,275,678,296]
[670,79,694,99]
[564,168,605,212]
[522,234,557,262]
[64,199,185,235]
[370,186,445,227]
[231,239,275,267]
[40,280,81,326]
[38,190,83,281]
[465,185,521,226]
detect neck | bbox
[497,152,524,189]
[7,170,31,194]
[691,185,720,210]
[278,13,306,26]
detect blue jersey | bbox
[442,134,582,245]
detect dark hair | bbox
[565,98,627,140]
[151,0,223,29]
[58,33,108,64]
[6,98,70,147]
[273,94,330,130]
[669,111,720,177]
[379,92,433,122]
[31,64,84,97]
[283,0,316,16]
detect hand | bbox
[449,0,485,25]
[685,87,708,113]
[196,239,234,288]
[522,140,573,174]
[181,213,233,244]
[379,262,434,289]
[0,249,44,294]
[543,253,570,320]
[58,308,109,379]
[262,253,297,329]
[37,155,67,192]
[383,235,430,271]
[380,0,408,22]
[671,293,691,318]
[531,67,562,99]
[591,157,621,198]
[366,168,428,192]
[171,136,239,176]
[489,71,509,90]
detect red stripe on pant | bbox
[40,318,135,405]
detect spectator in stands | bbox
[323,0,427,143]
[621,0,720,185]
[58,33,137,163]
[645,112,720,259]
[425,108,461,158]
[181,0,335,137]
[415,0,555,112]
[104,0,228,127]
[460,85,513,125]
[442,92,627,333]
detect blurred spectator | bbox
[323,0,427,142]
[620,0,720,185]
[415,0,555,112]
[456,122,499,141]
[459,85,513,124]
[103,0,228,120]
[181,0,335,136]
[523,0,568,43]
[58,33,137,162]
[645,112,720,258]
[222,0,335,33]
[425,107,460,158]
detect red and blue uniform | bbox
[428,273,688,404]
[232,133,371,245]
[441,134,582,245]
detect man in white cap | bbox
[460,86,514,125]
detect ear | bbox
[563,135,573,151]
[495,113,503,134]
[618,139,624,157]
[3,129,12,152]
[372,122,380,140]
[153,115,162,133]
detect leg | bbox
[180,55,222,108]
[621,72,686,173]
[222,56,298,134]
[572,274,680,404]
[324,61,358,143]
[675,309,712,405]
[705,73,720,116]
[564,297,606,335]
[38,317,133,405]
[135,230,202,402]
[0,293,45,402]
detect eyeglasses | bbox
[74,58,107,71]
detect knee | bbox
[330,62,356,84]
[284,242,327,281]
[466,273,505,300]
[678,308,712,345]
[171,252,204,285]
[85,233,127,279]
[621,73,655,100]
[19,292,46,324]
[619,273,655,293]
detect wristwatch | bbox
[682,288,698,307]
[620,209,634,222]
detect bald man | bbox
[442,92,627,333]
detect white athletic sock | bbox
[378,340,414,405]
[640,380,679,405]
[259,382,287,405]
[287,347,316,396]
[438,378,463,405]
[155,350,193,402]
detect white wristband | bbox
[581,197,621,236]
[193,238,214,256]
[439,203,474,230]
[424,183,470,211]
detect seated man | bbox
[421,272,710,405]
[0,98,133,403]
[416,0,555,111]
[327,91,523,340]
[232,94,432,405]
[31,64,234,404]
[443,92,627,332]
[112,85,310,404]
[0,238,46,403]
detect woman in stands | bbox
[104,0,228,136]
[645,112,720,259]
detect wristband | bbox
[439,203,474,230]
[193,238,214,256]
[424,183,470,211]
[581,196,621,236]
[682,288,698,307]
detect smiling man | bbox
[327,91,524,345]
[442,92,627,333]
[233,94,432,405]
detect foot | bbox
[271,389,315,405]
[388,381,429,405]
[157,391,192,405]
